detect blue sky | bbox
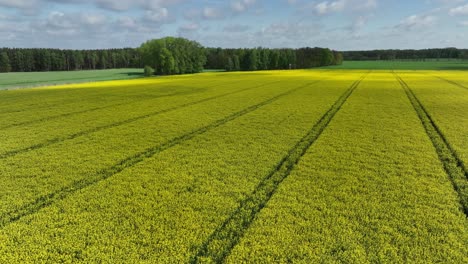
[0,0,467,50]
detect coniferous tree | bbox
[0,52,11,72]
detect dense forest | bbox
[4,38,467,74]
[0,48,141,73]
[343,48,468,61]
[205,47,343,71]
[0,37,343,74]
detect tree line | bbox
[4,41,468,74]
[343,48,468,61]
[0,48,142,73]
[205,47,343,71]
[0,37,344,74]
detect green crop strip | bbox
[1,74,142,87]
[191,73,369,264]
[0,80,282,159]
[433,75,468,91]
[0,80,318,229]
[395,72,468,217]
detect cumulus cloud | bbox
[144,7,171,23]
[349,16,367,32]
[357,0,377,10]
[231,0,256,12]
[177,22,200,38]
[117,16,138,29]
[1,0,467,50]
[257,22,321,42]
[307,0,377,15]
[202,7,224,19]
[314,0,346,15]
[179,22,199,32]
[0,0,39,9]
[32,11,108,36]
[396,14,437,30]
[183,6,226,21]
[449,4,468,15]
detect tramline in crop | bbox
[0,70,466,263]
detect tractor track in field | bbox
[0,80,282,160]
[432,75,468,91]
[0,79,235,129]
[394,72,468,218]
[0,89,202,130]
[0,77,231,115]
[0,79,322,229]
[191,73,370,263]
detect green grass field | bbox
[0,70,467,262]
[0,69,144,90]
[323,60,468,70]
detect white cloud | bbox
[349,16,367,32]
[179,22,199,32]
[144,7,171,23]
[30,11,108,37]
[231,0,256,12]
[177,22,200,37]
[315,0,346,15]
[81,13,106,26]
[396,14,437,30]
[0,0,39,9]
[358,0,377,10]
[459,20,468,26]
[117,16,137,29]
[449,4,468,15]
[202,7,223,19]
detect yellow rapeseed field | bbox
[0,70,467,263]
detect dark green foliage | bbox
[2,37,343,74]
[207,47,343,71]
[225,58,234,71]
[343,48,468,61]
[0,48,142,72]
[323,60,468,70]
[247,49,258,71]
[0,52,12,73]
[144,66,154,77]
[333,51,344,65]
[233,55,240,71]
[139,37,206,75]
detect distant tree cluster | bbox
[139,37,206,75]
[0,37,343,75]
[343,48,468,61]
[205,47,343,71]
[0,48,141,73]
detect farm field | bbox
[0,69,144,90]
[0,70,467,262]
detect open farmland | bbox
[0,69,144,90]
[0,70,467,262]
